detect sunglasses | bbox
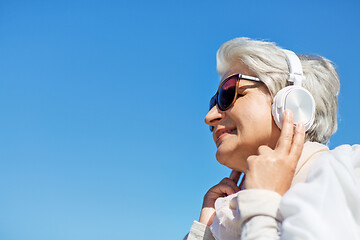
[209,73,261,132]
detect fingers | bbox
[208,171,243,197]
[276,110,294,152]
[229,170,241,184]
[289,122,305,163]
[213,178,240,195]
[221,178,241,192]
[257,145,272,154]
[214,183,239,196]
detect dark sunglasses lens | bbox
[209,96,216,132]
[210,125,214,132]
[209,95,216,111]
[218,76,237,110]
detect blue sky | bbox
[0,0,359,239]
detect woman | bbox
[185,38,360,240]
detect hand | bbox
[245,110,305,195]
[199,170,242,226]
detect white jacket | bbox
[186,142,360,240]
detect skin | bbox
[200,62,305,226]
[205,63,281,172]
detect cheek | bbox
[237,98,276,144]
[247,98,281,147]
[253,95,274,120]
[243,99,274,127]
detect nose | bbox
[205,106,225,131]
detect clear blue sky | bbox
[0,0,359,239]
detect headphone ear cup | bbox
[272,86,315,131]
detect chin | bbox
[216,148,244,171]
[216,143,250,171]
[215,150,228,166]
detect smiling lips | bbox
[215,128,237,143]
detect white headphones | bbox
[271,50,315,131]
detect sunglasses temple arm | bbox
[239,74,261,82]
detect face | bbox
[205,62,281,172]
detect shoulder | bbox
[312,143,360,181]
[297,143,360,194]
[279,143,360,239]
[330,144,360,164]
[291,141,329,185]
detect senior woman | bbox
[185,38,360,240]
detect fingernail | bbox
[297,122,305,131]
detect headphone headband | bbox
[283,49,305,86]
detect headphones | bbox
[271,50,315,131]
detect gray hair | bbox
[216,37,340,144]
